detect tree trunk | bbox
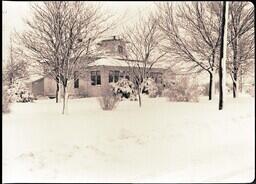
[214,69,218,95]
[56,81,60,103]
[209,71,213,100]
[62,85,68,114]
[219,1,229,110]
[210,49,216,98]
[232,31,238,98]
[232,70,238,98]
[137,87,142,107]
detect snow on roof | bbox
[88,57,167,69]
[25,75,44,83]
[88,57,129,67]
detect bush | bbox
[141,78,163,98]
[247,84,255,97]
[98,86,120,110]
[3,87,11,113]
[165,76,201,102]
[111,78,137,101]
[141,78,159,98]
[200,83,209,96]
[7,81,34,103]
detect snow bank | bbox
[3,96,255,183]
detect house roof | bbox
[25,74,44,83]
[88,57,128,67]
[88,57,167,69]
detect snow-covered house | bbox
[30,36,166,98]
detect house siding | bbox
[44,77,57,97]
[32,78,45,96]
[86,65,165,97]
[31,65,165,98]
[68,78,88,97]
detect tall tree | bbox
[19,1,112,114]
[123,14,166,107]
[228,1,254,97]
[219,1,229,110]
[3,35,29,87]
[157,2,222,100]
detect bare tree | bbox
[219,1,229,110]
[18,1,113,114]
[3,35,29,87]
[228,1,254,98]
[122,14,166,107]
[157,2,223,100]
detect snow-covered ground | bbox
[3,95,255,183]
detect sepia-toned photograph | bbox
[2,1,255,183]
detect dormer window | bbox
[118,45,123,54]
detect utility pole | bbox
[219,1,229,110]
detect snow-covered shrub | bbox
[166,76,201,102]
[247,84,255,97]
[7,81,34,103]
[200,83,209,96]
[141,78,159,98]
[111,78,137,100]
[98,85,119,110]
[3,86,11,113]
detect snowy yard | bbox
[3,96,255,183]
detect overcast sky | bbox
[2,1,156,61]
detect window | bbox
[118,45,123,54]
[119,71,125,79]
[96,71,101,85]
[74,71,79,88]
[109,71,114,83]
[109,70,120,83]
[91,71,96,85]
[91,71,101,85]
[114,71,119,82]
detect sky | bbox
[2,1,156,62]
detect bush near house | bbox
[98,85,120,110]
[111,78,137,101]
[7,81,35,103]
[164,76,201,102]
[141,78,161,98]
[200,83,209,96]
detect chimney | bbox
[113,35,116,40]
